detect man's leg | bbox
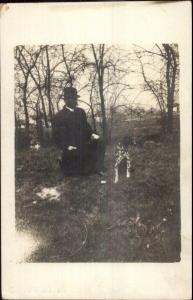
[61,149,82,176]
[88,139,106,173]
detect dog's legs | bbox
[126,169,130,178]
[126,156,131,178]
[114,166,119,183]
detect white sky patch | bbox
[15,230,41,263]
[36,187,61,202]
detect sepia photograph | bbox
[1,2,191,299]
[14,43,181,263]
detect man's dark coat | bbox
[53,106,93,150]
[53,106,101,175]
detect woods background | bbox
[14,44,179,149]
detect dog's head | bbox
[122,135,135,148]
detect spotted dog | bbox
[114,136,134,184]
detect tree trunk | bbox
[39,91,49,128]
[15,112,19,131]
[99,81,107,143]
[91,106,97,132]
[166,49,173,132]
[89,81,97,132]
[22,83,30,146]
[108,108,114,145]
[91,44,107,144]
[167,97,173,133]
[45,46,53,126]
[15,112,19,149]
[160,110,167,133]
[163,44,177,133]
[36,102,43,144]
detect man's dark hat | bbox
[63,87,80,100]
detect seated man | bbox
[53,87,105,176]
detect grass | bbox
[15,117,181,262]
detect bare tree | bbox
[17,46,50,128]
[91,44,107,143]
[45,45,53,125]
[162,44,178,132]
[15,43,179,149]
[85,71,98,132]
[134,44,179,133]
[15,46,41,145]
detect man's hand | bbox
[67,145,77,151]
[91,133,100,140]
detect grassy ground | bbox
[15,117,181,262]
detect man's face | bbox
[65,97,77,109]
